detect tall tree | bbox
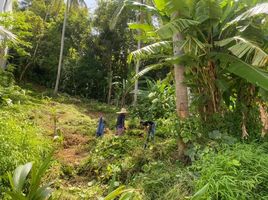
[54,0,86,94]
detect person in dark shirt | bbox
[140,120,156,148]
[96,115,105,137]
[115,108,128,136]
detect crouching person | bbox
[140,120,156,149]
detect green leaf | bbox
[214,53,268,91]
[119,192,134,200]
[215,36,268,66]
[227,2,268,28]
[128,41,171,63]
[133,63,167,80]
[28,154,52,199]
[104,186,126,200]
[31,185,53,200]
[12,162,32,192]
[208,130,221,139]
[128,23,154,32]
[195,0,222,23]
[157,19,199,39]
[191,183,209,199]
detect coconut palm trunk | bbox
[172,13,189,159]
[54,0,69,94]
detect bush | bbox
[0,109,51,175]
[0,69,30,106]
[131,161,193,200]
[132,78,175,120]
[191,143,268,200]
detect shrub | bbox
[132,78,175,120]
[191,143,268,200]
[0,109,51,176]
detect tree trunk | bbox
[54,0,69,94]
[107,70,113,104]
[133,0,143,105]
[172,13,189,160]
[0,0,12,70]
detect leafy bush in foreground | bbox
[0,110,51,176]
[191,143,268,200]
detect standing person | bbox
[96,115,105,137]
[140,120,156,149]
[115,108,128,136]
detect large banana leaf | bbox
[133,62,166,80]
[157,18,199,39]
[215,36,268,66]
[128,41,172,63]
[224,2,268,29]
[214,53,268,91]
[195,0,222,23]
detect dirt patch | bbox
[56,132,90,166]
[63,132,89,147]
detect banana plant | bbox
[111,0,268,139]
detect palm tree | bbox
[54,0,86,94]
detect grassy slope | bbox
[0,86,177,199]
[3,86,268,200]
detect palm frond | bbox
[110,0,158,30]
[128,41,172,63]
[215,36,268,66]
[214,53,268,91]
[133,62,167,80]
[157,18,199,39]
[110,0,125,30]
[224,2,268,29]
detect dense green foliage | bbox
[0,0,267,199]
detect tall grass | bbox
[191,143,268,199]
[0,108,51,175]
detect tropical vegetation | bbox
[0,0,267,199]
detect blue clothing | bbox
[116,114,125,129]
[96,117,105,137]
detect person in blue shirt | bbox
[115,108,128,136]
[96,116,105,137]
